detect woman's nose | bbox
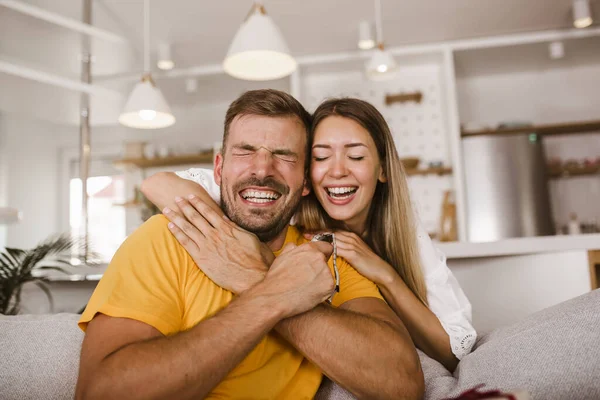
[329,157,348,178]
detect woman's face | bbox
[310,116,386,231]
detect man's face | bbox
[214,114,310,242]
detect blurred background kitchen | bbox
[1,0,599,332]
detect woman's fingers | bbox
[187,194,226,229]
[174,197,213,236]
[166,218,200,252]
[163,205,206,240]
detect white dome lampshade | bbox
[365,44,398,81]
[118,75,175,129]
[223,3,297,81]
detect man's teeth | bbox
[327,187,357,199]
[241,190,280,203]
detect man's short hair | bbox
[223,89,312,172]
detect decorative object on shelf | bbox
[400,157,420,169]
[0,235,97,315]
[0,207,22,225]
[573,0,593,28]
[439,190,458,242]
[223,1,296,81]
[118,0,175,129]
[385,91,423,106]
[124,141,146,159]
[546,157,600,178]
[357,20,375,50]
[365,0,397,80]
[568,212,582,235]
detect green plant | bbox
[0,235,88,315]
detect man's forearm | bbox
[80,287,282,400]
[275,304,423,400]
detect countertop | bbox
[436,233,600,259]
[34,234,600,281]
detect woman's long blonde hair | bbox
[296,98,428,306]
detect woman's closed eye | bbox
[348,155,365,161]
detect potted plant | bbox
[0,235,90,315]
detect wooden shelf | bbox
[461,120,600,138]
[114,152,213,169]
[548,167,600,179]
[406,167,452,176]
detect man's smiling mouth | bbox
[240,188,282,204]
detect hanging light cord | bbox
[374,0,384,46]
[143,0,150,74]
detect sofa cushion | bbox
[448,289,600,400]
[0,313,83,400]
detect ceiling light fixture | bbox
[358,21,375,50]
[223,1,297,81]
[157,42,175,70]
[119,0,175,129]
[573,0,593,28]
[365,0,397,80]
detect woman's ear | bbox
[378,166,387,183]
[302,178,311,196]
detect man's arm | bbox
[76,284,284,400]
[76,239,336,400]
[275,298,424,400]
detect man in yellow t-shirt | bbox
[75,90,423,400]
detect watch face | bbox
[311,232,339,296]
[311,232,335,244]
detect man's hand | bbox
[258,241,336,319]
[163,195,274,293]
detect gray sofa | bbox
[1,289,599,400]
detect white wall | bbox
[0,113,7,247]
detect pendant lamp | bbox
[365,0,397,81]
[119,0,175,129]
[223,2,297,81]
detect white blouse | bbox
[175,168,477,360]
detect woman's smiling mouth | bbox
[325,186,358,203]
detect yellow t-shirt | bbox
[79,215,383,399]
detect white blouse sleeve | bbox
[174,168,221,204]
[415,218,477,360]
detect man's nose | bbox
[330,157,348,178]
[252,148,275,178]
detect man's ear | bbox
[302,178,311,197]
[214,152,223,186]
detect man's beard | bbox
[221,176,304,242]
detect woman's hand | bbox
[307,230,396,286]
[163,194,275,294]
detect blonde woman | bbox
[142,98,476,372]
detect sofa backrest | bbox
[0,313,83,400]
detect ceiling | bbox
[1,0,597,76]
[0,0,598,126]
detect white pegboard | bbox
[301,64,453,234]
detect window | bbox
[68,158,127,262]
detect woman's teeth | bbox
[326,187,357,199]
[241,190,280,203]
